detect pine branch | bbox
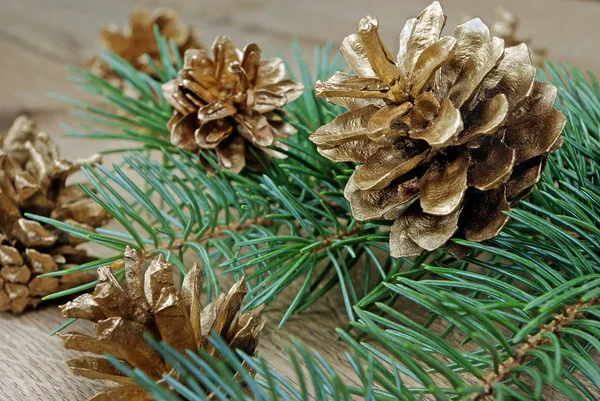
[477,295,600,400]
[41,34,407,325]
[109,62,600,401]
[40,24,600,399]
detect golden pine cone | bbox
[59,247,265,401]
[310,2,566,258]
[490,8,548,67]
[162,37,304,173]
[88,8,201,84]
[0,116,110,313]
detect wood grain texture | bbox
[0,0,599,399]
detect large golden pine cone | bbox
[162,37,304,173]
[59,247,264,401]
[310,2,566,258]
[0,116,110,313]
[88,8,201,84]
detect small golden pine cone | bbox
[310,2,566,258]
[490,8,548,67]
[59,247,265,401]
[162,37,304,173]
[0,116,110,314]
[88,8,202,84]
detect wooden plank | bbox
[2,0,600,119]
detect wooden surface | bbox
[1,0,600,399]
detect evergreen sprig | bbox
[108,63,600,400]
[39,26,600,399]
[37,34,408,325]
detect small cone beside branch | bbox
[310,2,566,258]
[162,37,304,173]
[0,116,109,313]
[88,8,201,85]
[59,248,265,401]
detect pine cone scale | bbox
[96,316,166,377]
[411,37,456,97]
[60,331,121,356]
[345,178,420,221]
[154,286,198,354]
[315,73,388,100]
[476,46,536,109]
[357,17,402,85]
[196,120,233,149]
[89,385,151,401]
[312,105,379,148]
[352,146,429,191]
[67,356,132,384]
[420,154,469,216]
[367,103,412,141]
[505,108,564,164]
[0,244,23,265]
[256,59,286,86]
[198,98,237,122]
[410,99,463,146]
[216,135,246,172]
[462,187,510,242]
[455,94,508,146]
[181,263,203,347]
[318,139,383,163]
[398,2,446,74]
[506,157,545,202]
[467,141,515,190]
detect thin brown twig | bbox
[110,216,273,270]
[110,217,365,273]
[316,224,364,252]
[473,296,600,400]
[147,216,273,258]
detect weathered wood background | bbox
[1,0,600,399]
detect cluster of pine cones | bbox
[2,2,566,400]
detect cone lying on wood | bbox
[310,1,566,258]
[88,8,201,86]
[0,116,109,314]
[162,37,304,173]
[59,247,265,401]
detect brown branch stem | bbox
[473,296,600,400]
[109,216,273,266]
[314,224,364,253]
